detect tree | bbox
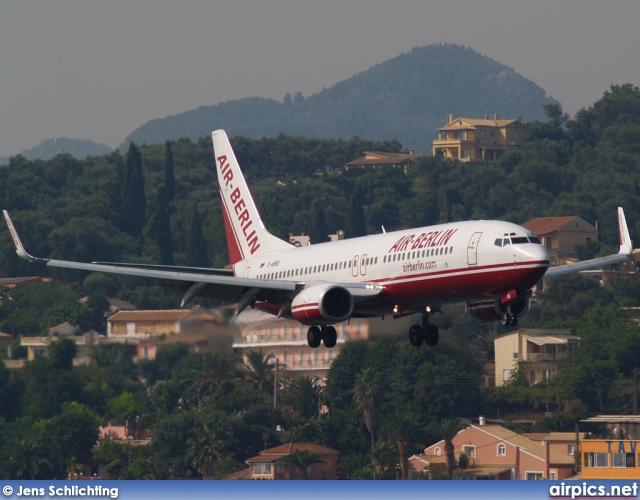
[430,418,465,478]
[143,186,174,265]
[120,142,146,235]
[0,436,53,479]
[242,350,274,393]
[285,449,323,479]
[183,352,237,404]
[42,402,100,479]
[184,202,209,267]
[164,140,175,204]
[385,408,424,480]
[354,367,382,478]
[309,200,329,244]
[345,189,367,238]
[287,375,323,419]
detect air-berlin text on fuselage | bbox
[217,155,260,255]
[388,229,458,253]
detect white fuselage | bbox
[233,219,550,317]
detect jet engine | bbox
[291,283,354,325]
[465,297,530,323]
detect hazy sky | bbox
[1,1,639,157]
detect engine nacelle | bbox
[466,297,530,323]
[291,283,354,325]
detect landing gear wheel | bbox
[425,324,440,346]
[307,326,321,348]
[323,326,337,348]
[501,313,510,327]
[509,314,518,327]
[409,325,424,347]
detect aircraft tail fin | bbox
[618,207,632,255]
[212,130,293,264]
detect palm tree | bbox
[0,436,53,480]
[385,409,423,480]
[186,418,234,479]
[430,418,465,478]
[242,350,275,393]
[354,367,382,478]
[183,352,236,403]
[288,375,323,418]
[285,449,324,479]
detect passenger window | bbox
[444,247,448,255]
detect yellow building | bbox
[494,329,579,386]
[581,440,640,479]
[432,114,528,163]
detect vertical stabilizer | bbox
[212,130,293,264]
[618,207,632,255]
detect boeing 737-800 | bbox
[3,130,634,348]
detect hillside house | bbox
[412,423,575,480]
[107,306,219,340]
[344,151,423,172]
[522,215,598,265]
[236,442,339,480]
[494,329,579,386]
[432,114,528,163]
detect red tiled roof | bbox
[108,306,211,323]
[259,442,339,456]
[522,216,577,231]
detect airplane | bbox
[3,130,634,349]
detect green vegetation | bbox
[0,84,639,479]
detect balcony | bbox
[525,353,556,362]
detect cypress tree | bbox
[309,200,328,244]
[143,186,174,265]
[164,140,175,204]
[184,202,209,267]
[121,142,146,235]
[345,189,367,238]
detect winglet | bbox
[3,210,46,262]
[618,207,632,255]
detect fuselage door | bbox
[352,255,359,277]
[360,254,368,276]
[467,232,482,266]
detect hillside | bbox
[21,138,111,162]
[124,44,557,152]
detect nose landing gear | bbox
[408,309,440,347]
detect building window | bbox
[462,445,476,461]
[526,472,543,480]
[514,131,520,140]
[568,444,576,456]
[462,149,470,159]
[584,452,608,468]
[434,447,441,456]
[276,461,289,474]
[612,452,635,468]
[479,130,486,139]
[252,462,272,475]
[497,444,506,457]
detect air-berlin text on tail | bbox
[217,155,260,255]
[389,229,458,253]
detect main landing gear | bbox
[501,303,518,327]
[409,310,440,347]
[307,325,337,348]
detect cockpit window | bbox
[528,236,541,244]
[503,238,510,246]
[511,237,529,244]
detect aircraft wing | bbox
[543,207,634,279]
[3,210,381,312]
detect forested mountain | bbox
[0,139,112,166]
[124,44,556,153]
